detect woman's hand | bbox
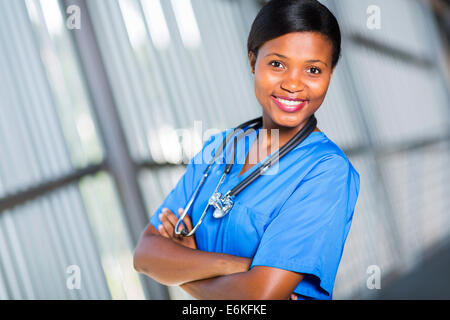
[290,293,299,300]
[158,208,197,250]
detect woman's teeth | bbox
[275,97,305,106]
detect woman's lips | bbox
[271,96,307,113]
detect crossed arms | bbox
[133,208,304,300]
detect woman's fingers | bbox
[164,209,180,230]
[180,208,194,231]
[158,214,172,238]
[178,208,193,233]
[176,208,185,233]
[158,223,170,238]
[158,208,196,249]
[159,209,175,238]
[178,208,197,249]
[160,208,186,238]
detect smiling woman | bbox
[134,0,360,300]
[249,32,335,128]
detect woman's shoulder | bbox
[293,131,345,158]
[287,133,360,214]
[295,132,360,183]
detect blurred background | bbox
[0,0,448,300]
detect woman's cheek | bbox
[255,75,277,101]
[307,79,330,101]
[304,77,323,91]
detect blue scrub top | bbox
[150,125,360,300]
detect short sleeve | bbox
[250,154,360,299]
[149,131,225,229]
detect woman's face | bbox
[249,32,335,129]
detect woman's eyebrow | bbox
[306,59,328,67]
[265,52,288,59]
[265,53,328,67]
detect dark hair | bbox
[247,0,342,69]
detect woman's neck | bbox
[259,114,320,150]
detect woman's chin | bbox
[272,112,305,128]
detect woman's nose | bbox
[280,70,305,93]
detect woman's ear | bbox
[248,51,256,74]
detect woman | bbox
[134,0,360,300]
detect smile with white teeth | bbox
[274,97,305,106]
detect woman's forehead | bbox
[258,32,333,62]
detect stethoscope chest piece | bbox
[209,191,234,218]
[212,207,227,219]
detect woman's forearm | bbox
[180,267,299,300]
[180,273,251,300]
[133,234,251,286]
[180,271,273,300]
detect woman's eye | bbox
[269,61,284,69]
[308,67,321,75]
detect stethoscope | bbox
[174,114,317,237]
